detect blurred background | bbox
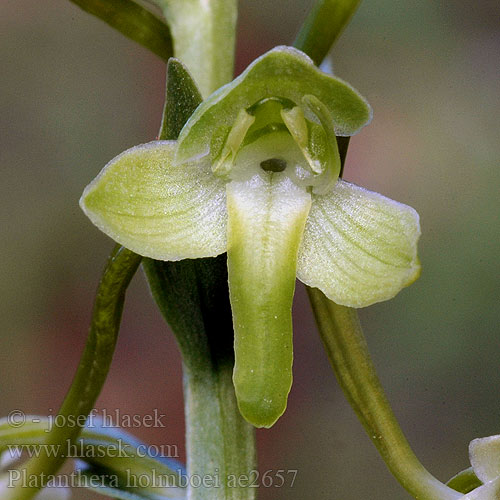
[1,0,499,498]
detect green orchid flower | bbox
[80,46,421,428]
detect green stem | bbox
[5,246,141,500]
[144,257,256,500]
[293,0,362,66]
[306,288,462,500]
[68,0,173,62]
[184,352,256,500]
[154,0,238,97]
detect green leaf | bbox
[143,255,256,500]
[159,59,203,141]
[447,468,483,494]
[68,0,173,62]
[0,419,50,449]
[297,180,421,308]
[176,46,372,164]
[153,0,237,97]
[470,435,500,484]
[73,469,149,500]
[80,142,227,261]
[226,172,311,427]
[294,0,362,66]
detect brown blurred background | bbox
[1,0,499,498]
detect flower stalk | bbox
[307,288,462,500]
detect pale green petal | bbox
[297,180,421,308]
[470,435,500,483]
[177,46,372,163]
[80,141,227,260]
[301,94,341,194]
[280,102,340,192]
[227,173,311,428]
[460,477,500,500]
[212,108,255,175]
[280,106,315,168]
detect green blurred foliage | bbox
[1,0,498,498]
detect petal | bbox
[301,94,341,194]
[280,102,340,191]
[80,141,227,260]
[297,179,421,308]
[176,46,372,164]
[226,172,311,427]
[470,435,500,483]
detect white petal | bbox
[470,435,500,483]
[297,179,421,308]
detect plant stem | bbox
[294,0,362,66]
[306,287,462,500]
[4,246,141,500]
[183,350,256,500]
[154,0,238,97]
[144,257,256,500]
